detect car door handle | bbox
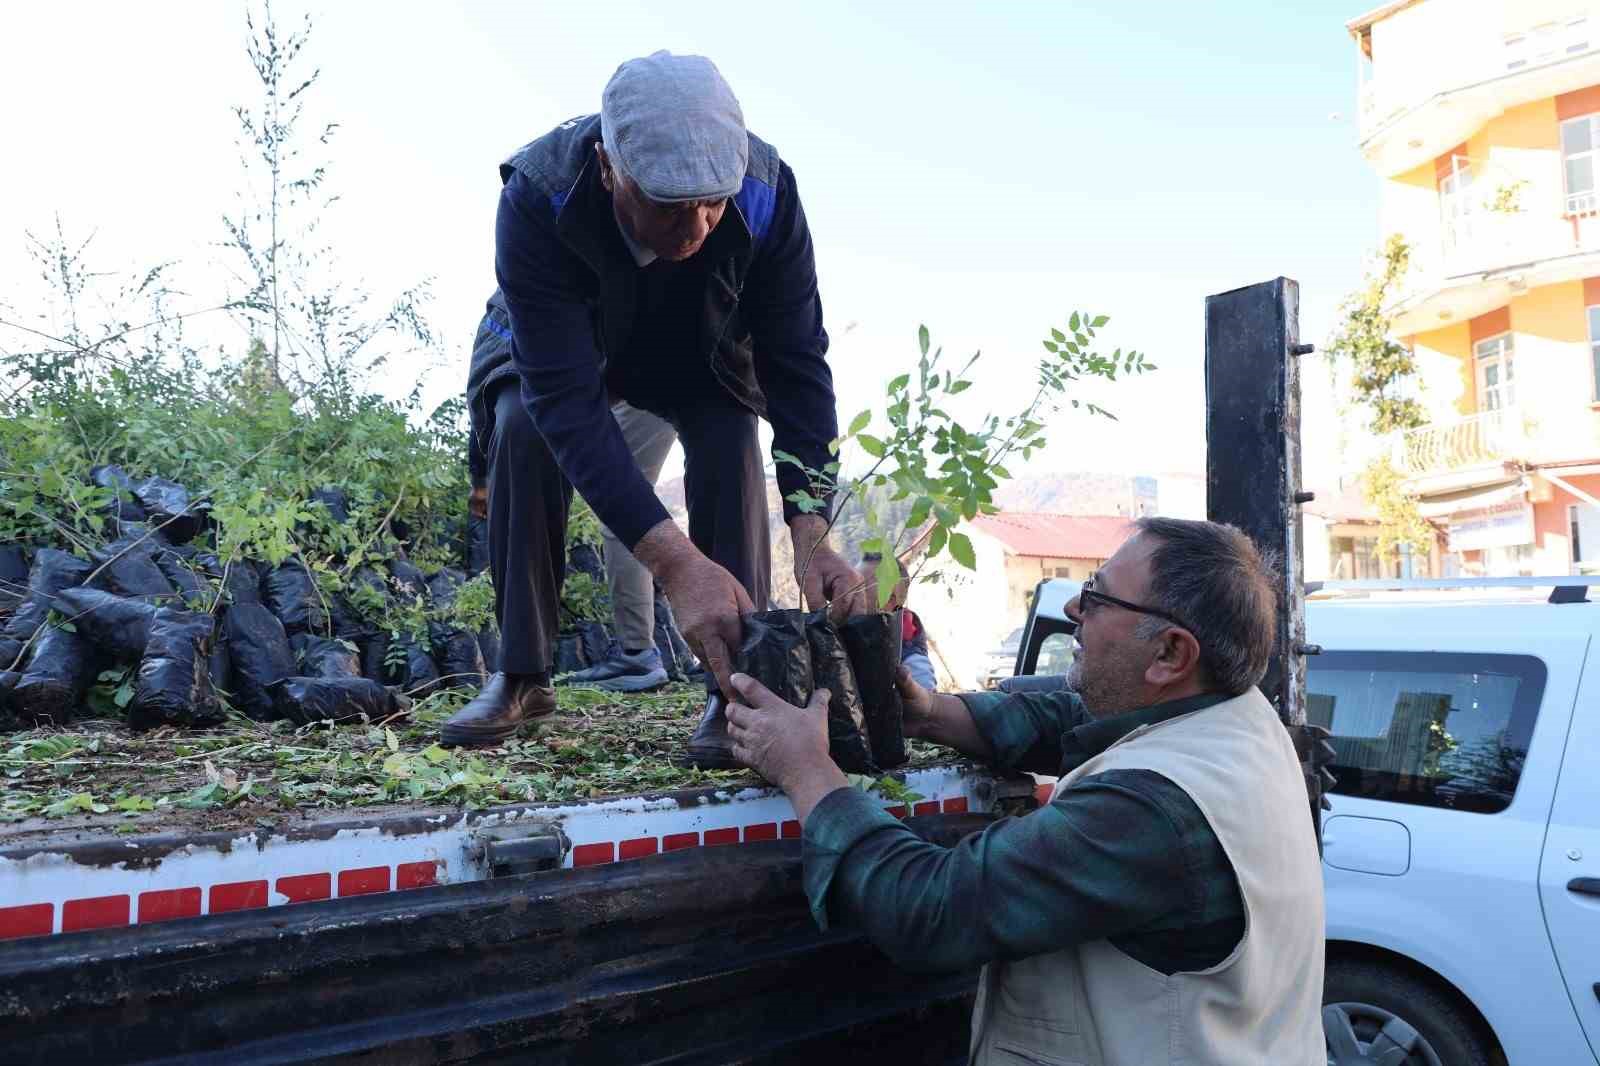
[1569,877,1600,896]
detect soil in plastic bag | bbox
[553,633,586,675]
[387,559,430,604]
[426,569,485,688]
[133,476,204,544]
[734,609,812,708]
[332,566,388,643]
[840,610,908,769]
[576,620,611,667]
[90,464,149,529]
[11,625,99,725]
[208,631,231,692]
[359,632,390,684]
[466,515,490,576]
[222,557,263,605]
[224,602,297,721]
[153,548,210,605]
[0,544,29,618]
[54,587,160,662]
[0,669,18,722]
[291,634,361,679]
[2,549,94,664]
[309,486,351,526]
[387,635,440,699]
[270,676,398,725]
[129,609,222,730]
[805,610,876,774]
[569,542,604,582]
[89,535,177,601]
[263,560,328,635]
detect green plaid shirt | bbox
[801,689,1246,975]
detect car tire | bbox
[1323,958,1495,1066]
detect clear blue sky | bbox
[0,0,1377,485]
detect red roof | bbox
[969,513,1135,560]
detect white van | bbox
[1016,576,1600,1066]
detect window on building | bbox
[1307,651,1546,814]
[1438,159,1475,246]
[1053,567,1073,578]
[1572,503,1600,573]
[1588,305,1600,401]
[1562,113,1600,215]
[1474,333,1516,412]
[1507,17,1590,71]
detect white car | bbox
[1017,577,1600,1066]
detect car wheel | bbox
[1323,959,1494,1066]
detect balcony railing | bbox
[1392,408,1526,478]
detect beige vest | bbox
[969,688,1325,1066]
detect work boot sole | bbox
[673,746,744,771]
[591,668,669,693]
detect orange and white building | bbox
[1348,0,1600,575]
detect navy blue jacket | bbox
[481,115,835,550]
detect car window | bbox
[1037,632,1075,675]
[1306,651,1546,814]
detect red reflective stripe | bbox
[704,827,739,846]
[573,842,614,867]
[743,822,777,842]
[338,867,391,897]
[210,881,269,913]
[663,832,699,851]
[780,820,801,839]
[619,837,659,860]
[396,861,440,889]
[1034,783,1053,807]
[62,895,129,932]
[276,873,332,904]
[137,887,201,924]
[913,801,939,817]
[942,797,969,814]
[0,904,52,940]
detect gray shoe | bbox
[564,646,669,692]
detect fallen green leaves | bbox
[0,683,948,834]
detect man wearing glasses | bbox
[725,517,1324,1065]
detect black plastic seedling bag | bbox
[569,542,604,582]
[222,557,263,606]
[90,464,148,528]
[291,634,361,679]
[388,635,441,698]
[0,670,20,721]
[89,535,177,601]
[133,476,203,544]
[309,486,351,527]
[129,609,221,730]
[11,625,99,725]
[270,676,397,725]
[576,620,611,667]
[840,610,908,769]
[359,632,389,684]
[735,609,812,709]
[263,561,328,636]
[805,610,876,774]
[1,549,94,663]
[553,633,586,675]
[54,587,160,662]
[153,549,210,605]
[0,545,29,617]
[224,602,297,721]
[387,559,430,604]
[477,628,501,675]
[425,573,485,689]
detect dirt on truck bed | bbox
[0,682,939,848]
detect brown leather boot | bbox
[675,691,743,770]
[440,673,556,747]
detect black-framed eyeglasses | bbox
[1077,575,1197,639]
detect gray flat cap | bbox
[601,51,747,203]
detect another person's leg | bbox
[568,402,678,691]
[902,650,937,690]
[442,380,571,745]
[672,402,771,767]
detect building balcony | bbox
[1389,182,1600,334]
[1390,405,1600,494]
[1355,7,1600,177]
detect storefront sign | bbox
[1448,500,1534,552]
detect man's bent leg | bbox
[442,380,568,745]
[672,403,772,768]
[569,401,677,691]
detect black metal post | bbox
[1204,277,1307,725]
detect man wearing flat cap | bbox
[445,52,860,766]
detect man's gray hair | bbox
[1131,517,1278,696]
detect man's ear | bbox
[595,143,615,193]
[1145,627,1203,688]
